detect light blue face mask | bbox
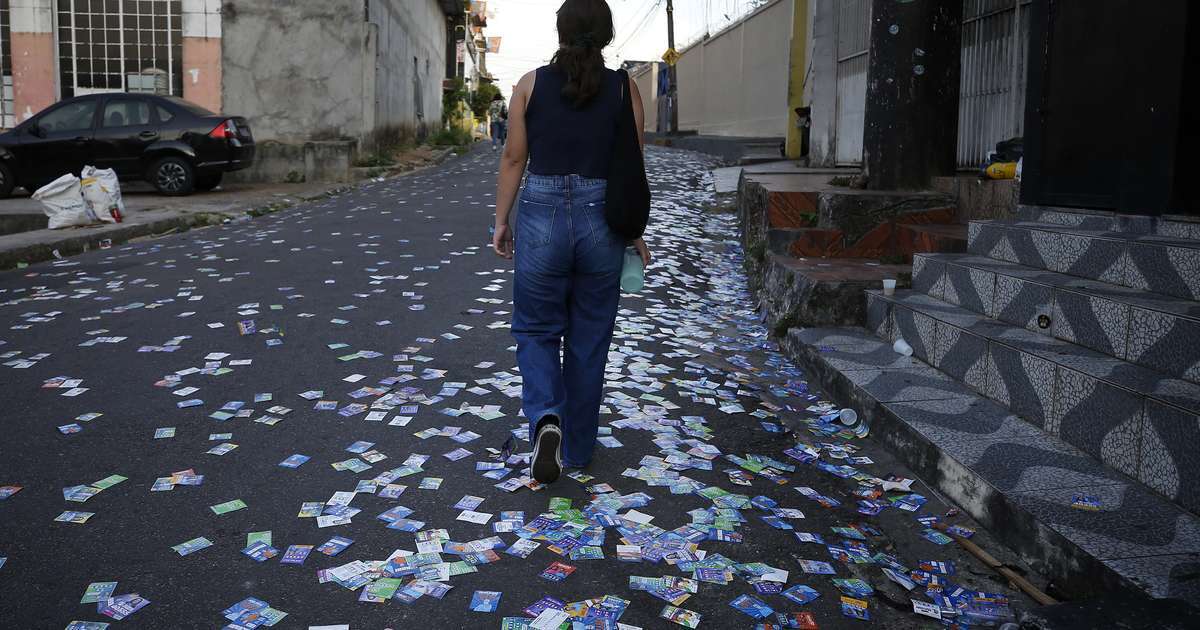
[620,246,644,293]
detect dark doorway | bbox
[1021,0,1194,215]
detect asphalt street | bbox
[0,145,1041,629]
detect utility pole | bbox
[666,0,678,134]
[862,0,962,189]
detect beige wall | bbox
[630,62,658,133]
[10,0,57,122]
[672,0,793,138]
[182,0,223,113]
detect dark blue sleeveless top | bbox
[526,65,622,178]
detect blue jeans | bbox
[512,174,623,467]
[491,122,505,148]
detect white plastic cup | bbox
[882,278,897,296]
[839,408,858,426]
[893,338,914,356]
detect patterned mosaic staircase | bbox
[874,209,1200,512]
[780,207,1200,604]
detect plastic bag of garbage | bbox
[33,174,94,229]
[80,165,125,223]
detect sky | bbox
[485,0,765,98]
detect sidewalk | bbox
[0,146,459,270]
[0,181,350,270]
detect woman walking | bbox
[492,0,650,483]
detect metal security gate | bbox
[0,0,13,129]
[834,0,870,165]
[56,0,183,99]
[957,0,1032,168]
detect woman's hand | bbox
[493,222,514,259]
[632,237,651,267]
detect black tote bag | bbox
[605,69,651,240]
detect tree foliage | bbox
[443,77,469,127]
[471,83,502,118]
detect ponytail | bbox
[552,0,615,108]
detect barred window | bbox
[1,0,14,128]
[57,0,183,99]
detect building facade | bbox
[629,0,1033,168]
[0,0,469,180]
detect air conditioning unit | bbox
[126,68,169,94]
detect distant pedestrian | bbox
[489,94,508,150]
[492,0,651,484]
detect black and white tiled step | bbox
[912,253,1200,384]
[865,289,1200,516]
[782,327,1200,604]
[1019,205,1200,241]
[968,219,1200,302]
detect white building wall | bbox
[673,0,791,138]
[370,0,448,137]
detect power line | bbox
[614,1,658,55]
[614,0,663,57]
[615,0,658,42]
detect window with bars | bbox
[56,0,182,100]
[1,0,14,128]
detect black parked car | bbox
[0,94,254,198]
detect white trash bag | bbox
[81,165,125,223]
[33,174,95,230]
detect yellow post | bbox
[785,0,810,160]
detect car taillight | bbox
[210,119,236,139]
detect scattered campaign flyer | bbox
[783,584,820,605]
[279,454,310,468]
[81,582,118,604]
[317,536,354,556]
[209,499,247,515]
[171,537,213,556]
[55,511,95,524]
[280,545,314,565]
[660,605,701,628]
[470,590,502,613]
[539,561,576,581]
[730,594,773,619]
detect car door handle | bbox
[73,136,90,143]
[139,131,159,139]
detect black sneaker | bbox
[530,423,563,484]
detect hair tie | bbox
[573,34,597,48]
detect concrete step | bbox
[865,288,1200,516]
[765,223,966,260]
[781,326,1200,605]
[967,219,1200,301]
[751,251,911,330]
[739,151,785,166]
[900,223,968,254]
[913,253,1200,384]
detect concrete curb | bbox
[0,145,465,271]
[0,212,232,271]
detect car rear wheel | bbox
[0,162,14,199]
[194,172,223,193]
[149,156,195,196]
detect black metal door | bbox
[1021,0,1189,215]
